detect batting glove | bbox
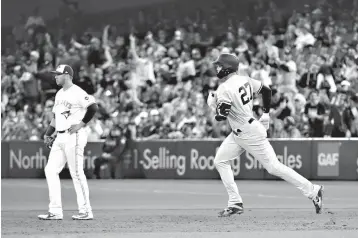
[259,113,270,130]
[44,135,55,149]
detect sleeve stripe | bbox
[256,83,263,94]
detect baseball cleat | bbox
[312,185,324,214]
[38,212,63,220]
[218,203,244,217]
[72,212,94,220]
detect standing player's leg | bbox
[214,132,245,217]
[66,130,93,220]
[38,141,66,220]
[238,121,323,214]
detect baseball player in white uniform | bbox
[208,54,324,217]
[38,65,98,220]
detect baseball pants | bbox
[45,128,92,215]
[214,119,319,207]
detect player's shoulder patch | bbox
[85,96,89,100]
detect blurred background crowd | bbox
[2,0,358,141]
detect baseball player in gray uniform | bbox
[38,65,98,220]
[207,54,323,217]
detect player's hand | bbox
[44,135,50,143]
[69,122,85,134]
[259,113,270,130]
[44,135,55,149]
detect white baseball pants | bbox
[45,128,92,215]
[214,119,320,207]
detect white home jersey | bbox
[211,74,263,130]
[52,85,96,131]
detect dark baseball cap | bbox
[213,53,240,70]
[51,64,74,77]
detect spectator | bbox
[304,90,326,137]
[139,109,161,139]
[270,118,286,138]
[276,49,298,100]
[2,0,358,140]
[325,81,351,138]
[294,24,316,51]
[292,93,307,133]
[283,116,302,138]
[343,93,358,137]
[316,56,337,96]
[2,110,18,140]
[93,125,133,179]
[35,62,61,102]
[74,66,96,95]
[298,63,319,97]
[270,88,292,121]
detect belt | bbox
[233,118,255,136]
[57,129,69,134]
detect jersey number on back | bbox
[239,82,253,105]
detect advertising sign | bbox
[264,141,311,180]
[1,142,10,178]
[3,141,103,178]
[317,142,340,177]
[311,140,358,180]
[2,139,358,180]
[133,140,265,179]
[134,140,217,179]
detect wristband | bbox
[45,126,55,136]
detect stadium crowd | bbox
[2,0,358,141]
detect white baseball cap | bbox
[51,64,74,77]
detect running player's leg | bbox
[239,121,320,199]
[44,141,67,216]
[65,130,92,217]
[214,132,245,207]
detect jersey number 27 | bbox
[239,82,253,105]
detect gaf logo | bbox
[317,142,340,177]
[318,153,339,166]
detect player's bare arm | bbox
[68,103,99,134]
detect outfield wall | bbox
[1,139,358,180]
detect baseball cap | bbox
[213,53,240,70]
[51,64,74,77]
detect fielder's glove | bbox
[259,113,270,130]
[44,135,55,149]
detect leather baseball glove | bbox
[44,135,56,149]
